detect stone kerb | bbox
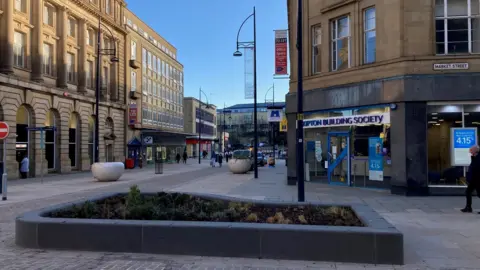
[15,193,404,265]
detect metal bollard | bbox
[2,172,7,201]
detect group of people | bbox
[175,152,188,164]
[209,151,223,167]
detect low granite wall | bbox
[15,193,403,264]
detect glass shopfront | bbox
[303,105,391,189]
[427,103,480,187]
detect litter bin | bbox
[125,158,134,169]
[155,151,163,174]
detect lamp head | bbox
[233,50,242,57]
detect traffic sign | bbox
[0,122,9,140]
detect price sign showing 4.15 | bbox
[453,129,476,148]
[451,128,478,166]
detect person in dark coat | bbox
[218,154,223,168]
[176,153,181,164]
[462,145,480,213]
[182,152,188,164]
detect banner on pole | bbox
[244,48,254,99]
[274,30,288,75]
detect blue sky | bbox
[126,0,289,109]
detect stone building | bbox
[124,9,186,165]
[183,97,217,158]
[0,0,127,178]
[286,0,480,195]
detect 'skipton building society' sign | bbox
[303,113,390,128]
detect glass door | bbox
[327,132,351,186]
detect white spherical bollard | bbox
[91,162,124,182]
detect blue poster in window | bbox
[368,137,384,181]
[451,128,477,166]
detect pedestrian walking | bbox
[20,154,29,179]
[176,153,181,164]
[218,154,223,168]
[210,151,216,167]
[225,151,229,163]
[182,152,188,164]
[462,145,480,213]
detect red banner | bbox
[274,30,288,75]
[129,104,137,125]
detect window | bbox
[435,0,480,54]
[86,60,94,88]
[43,4,54,26]
[131,71,136,92]
[364,7,376,63]
[147,51,152,69]
[142,48,146,71]
[15,0,26,13]
[68,18,76,37]
[102,67,109,90]
[142,76,147,95]
[331,16,350,71]
[87,29,94,46]
[105,0,111,14]
[67,53,75,83]
[152,55,157,74]
[131,41,137,60]
[43,43,53,76]
[13,31,26,68]
[157,58,161,77]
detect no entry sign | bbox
[0,122,9,140]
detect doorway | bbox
[327,132,351,186]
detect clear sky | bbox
[125,0,289,109]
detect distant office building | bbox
[217,102,286,150]
[124,8,186,164]
[183,97,217,158]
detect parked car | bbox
[257,153,266,166]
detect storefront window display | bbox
[428,104,480,187]
[303,105,391,188]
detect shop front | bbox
[427,103,480,195]
[303,105,392,190]
[139,130,188,165]
[186,137,214,158]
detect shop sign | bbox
[451,128,477,166]
[280,118,287,132]
[267,109,283,122]
[303,113,390,129]
[368,137,384,181]
[129,104,137,125]
[143,136,153,145]
[433,63,469,71]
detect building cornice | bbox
[69,0,127,35]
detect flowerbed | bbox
[47,186,363,227]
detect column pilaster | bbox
[57,6,68,88]
[78,18,87,92]
[31,0,44,82]
[0,0,14,74]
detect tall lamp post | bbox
[296,0,305,202]
[233,7,258,179]
[222,103,232,154]
[198,88,210,164]
[265,84,275,158]
[94,16,119,163]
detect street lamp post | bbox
[265,84,275,159]
[94,16,119,163]
[233,7,258,179]
[198,88,209,164]
[296,0,305,202]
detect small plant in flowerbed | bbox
[47,185,364,227]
